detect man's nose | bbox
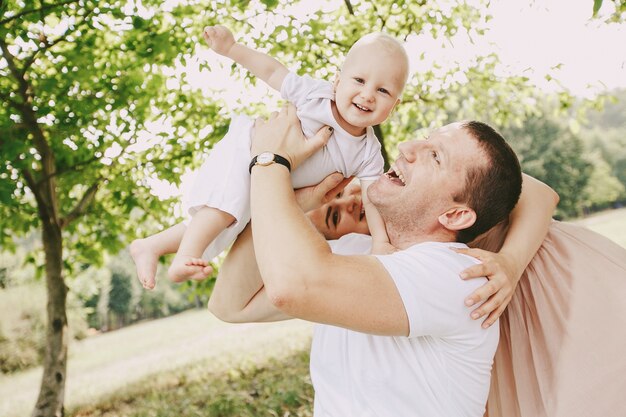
[398,140,420,162]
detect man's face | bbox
[368,123,486,231]
[306,182,371,240]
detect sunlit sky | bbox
[151,0,625,201]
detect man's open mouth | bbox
[385,164,406,186]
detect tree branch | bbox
[21,167,54,222]
[327,39,348,49]
[0,37,31,104]
[21,7,95,72]
[0,90,23,112]
[60,182,99,228]
[22,33,71,72]
[0,0,80,26]
[343,0,355,15]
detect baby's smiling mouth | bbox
[353,103,372,112]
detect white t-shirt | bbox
[281,72,384,186]
[310,233,499,417]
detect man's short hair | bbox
[453,121,522,243]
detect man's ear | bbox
[437,206,476,231]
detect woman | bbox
[304,175,626,417]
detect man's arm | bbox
[204,25,288,91]
[249,106,408,336]
[209,173,352,323]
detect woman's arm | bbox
[455,173,559,328]
[208,223,289,323]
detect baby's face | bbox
[333,44,406,132]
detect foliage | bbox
[68,350,313,417]
[501,116,593,218]
[592,0,626,22]
[583,152,625,210]
[582,89,626,204]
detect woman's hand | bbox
[294,173,353,213]
[453,248,522,328]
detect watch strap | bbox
[249,153,292,173]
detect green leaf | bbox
[593,0,603,16]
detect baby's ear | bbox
[332,72,341,91]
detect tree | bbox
[0,1,225,415]
[501,116,593,218]
[1,1,553,415]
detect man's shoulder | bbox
[392,241,476,263]
[377,241,483,285]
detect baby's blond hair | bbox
[344,33,410,88]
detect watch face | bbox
[257,152,274,165]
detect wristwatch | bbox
[249,151,291,173]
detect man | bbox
[210,104,523,416]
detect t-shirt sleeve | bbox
[280,72,326,108]
[375,246,484,338]
[356,132,385,181]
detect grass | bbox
[572,207,626,248]
[0,310,314,417]
[71,350,313,417]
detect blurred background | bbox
[1,0,624,416]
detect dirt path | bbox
[0,310,313,417]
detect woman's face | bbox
[306,183,371,240]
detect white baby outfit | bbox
[185,72,384,260]
[311,233,499,417]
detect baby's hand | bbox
[203,25,235,56]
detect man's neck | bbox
[388,227,459,250]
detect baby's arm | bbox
[203,25,288,92]
[360,179,394,254]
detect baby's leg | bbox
[131,223,186,290]
[168,207,235,283]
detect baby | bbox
[131,26,409,289]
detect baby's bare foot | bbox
[168,255,212,283]
[186,257,214,280]
[130,239,159,290]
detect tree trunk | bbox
[373,124,390,170]
[31,219,67,417]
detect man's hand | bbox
[295,173,353,213]
[203,25,236,56]
[251,104,333,170]
[453,248,522,328]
